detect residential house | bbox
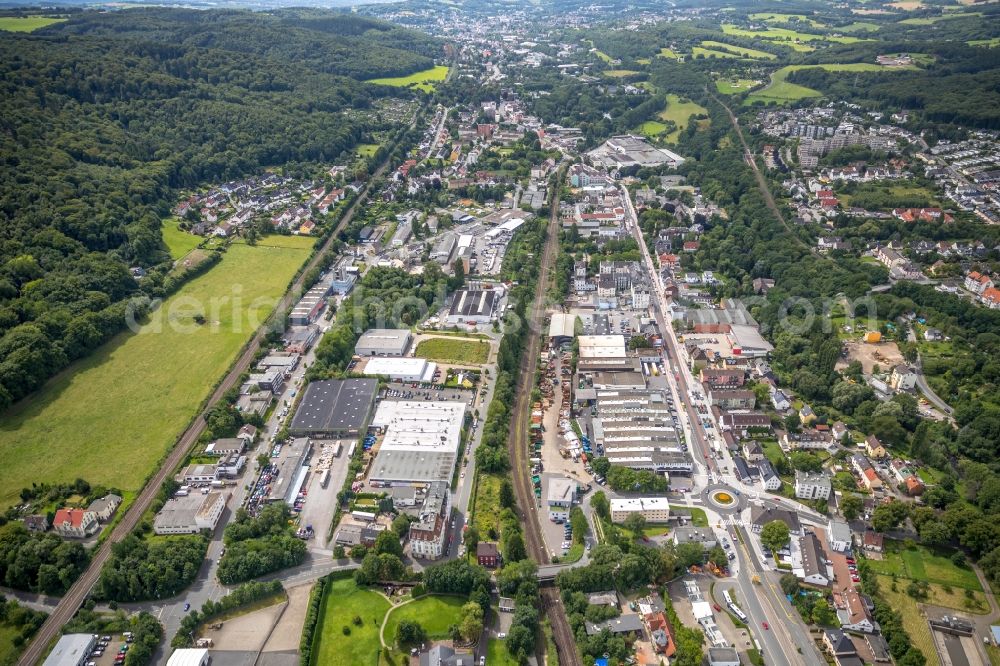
[864,436,887,460]
[743,441,765,464]
[672,526,718,548]
[823,629,857,660]
[758,459,782,491]
[795,471,832,500]
[889,364,916,391]
[87,494,122,522]
[418,646,475,666]
[827,520,853,553]
[852,455,882,490]
[905,475,925,496]
[477,542,500,568]
[52,508,100,539]
[862,530,884,553]
[701,368,745,389]
[839,588,877,633]
[750,506,801,535]
[832,422,849,442]
[771,388,791,412]
[982,287,1000,310]
[799,404,817,425]
[708,389,756,410]
[965,271,994,295]
[798,532,831,587]
[783,428,833,451]
[23,515,48,533]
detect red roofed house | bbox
[644,611,676,657]
[893,207,953,223]
[683,241,700,252]
[981,287,1000,310]
[52,508,100,539]
[965,271,994,295]
[477,542,500,568]
[905,476,925,496]
[659,253,680,270]
[816,189,835,198]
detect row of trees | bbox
[0,522,89,595]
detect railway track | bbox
[16,113,421,666]
[505,167,581,666]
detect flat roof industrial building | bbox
[447,288,499,324]
[549,313,578,342]
[369,400,466,485]
[289,378,378,437]
[355,328,413,356]
[361,357,437,382]
[43,634,96,666]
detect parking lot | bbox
[81,633,135,666]
[297,438,353,545]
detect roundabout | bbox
[701,483,748,515]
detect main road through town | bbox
[621,185,823,665]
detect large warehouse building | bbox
[368,400,466,485]
[289,378,378,438]
[355,328,413,356]
[362,357,437,382]
[446,288,500,325]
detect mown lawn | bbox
[692,47,742,60]
[867,541,983,591]
[716,78,762,95]
[367,65,449,93]
[603,69,640,77]
[749,12,825,28]
[658,94,707,142]
[416,337,490,365]
[700,41,777,59]
[355,143,380,157]
[657,47,681,60]
[636,120,668,137]
[383,595,466,643]
[0,16,66,32]
[161,218,202,260]
[312,578,389,666]
[487,638,519,666]
[0,241,311,508]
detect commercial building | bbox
[153,491,227,535]
[446,288,500,325]
[289,378,378,438]
[547,477,577,521]
[289,284,328,326]
[362,357,437,382]
[708,647,741,666]
[266,437,313,504]
[797,531,831,587]
[368,401,466,485]
[795,471,833,500]
[672,527,717,548]
[409,481,450,560]
[592,388,692,474]
[355,328,413,357]
[166,649,210,666]
[610,497,670,523]
[43,634,96,666]
[548,313,578,344]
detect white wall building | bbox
[794,471,832,500]
[547,478,577,521]
[610,497,670,523]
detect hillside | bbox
[0,8,442,409]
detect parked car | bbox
[762,622,769,630]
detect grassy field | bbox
[593,49,614,63]
[161,218,202,260]
[473,474,502,536]
[487,639,519,666]
[367,65,448,93]
[603,69,640,77]
[745,63,888,105]
[383,595,465,643]
[867,541,983,591]
[838,21,880,32]
[659,94,707,142]
[636,120,669,137]
[969,37,1000,48]
[657,47,682,60]
[692,47,742,59]
[716,78,762,95]
[0,239,312,508]
[415,337,490,365]
[749,12,824,28]
[673,507,708,527]
[355,143,380,158]
[0,623,23,666]
[0,16,66,31]
[722,23,866,45]
[701,41,777,59]
[900,11,979,25]
[875,575,939,664]
[311,578,389,666]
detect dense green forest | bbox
[0,9,440,410]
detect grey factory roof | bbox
[289,378,378,434]
[368,449,457,484]
[449,289,497,318]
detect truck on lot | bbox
[320,468,331,489]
